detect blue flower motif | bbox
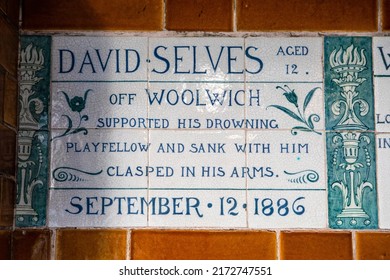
[61,89,91,113]
[276,85,298,107]
[52,89,92,141]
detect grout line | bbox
[352,231,357,260]
[163,0,167,31]
[10,228,14,260]
[51,229,57,260]
[19,30,390,37]
[233,0,237,32]
[378,0,383,32]
[276,230,281,260]
[126,230,131,260]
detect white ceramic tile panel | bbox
[245,37,323,82]
[149,37,245,82]
[46,36,330,228]
[47,189,148,227]
[52,36,148,81]
[148,82,245,129]
[377,134,390,228]
[51,82,148,129]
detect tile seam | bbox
[18,30,390,37]
[276,230,280,260]
[162,0,166,31]
[51,229,57,260]
[352,231,357,260]
[233,0,237,32]
[378,0,383,32]
[126,230,131,260]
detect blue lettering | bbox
[59,49,75,73]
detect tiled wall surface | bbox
[2,0,390,260]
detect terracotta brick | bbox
[22,0,163,30]
[56,229,127,260]
[0,123,16,176]
[356,232,390,260]
[382,0,390,30]
[237,0,377,32]
[0,15,18,75]
[0,177,15,227]
[3,74,17,128]
[13,230,51,260]
[280,231,352,260]
[0,230,11,260]
[131,230,277,260]
[166,0,233,31]
[0,0,19,27]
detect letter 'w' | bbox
[378,47,390,70]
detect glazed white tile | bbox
[149,37,245,82]
[148,129,247,227]
[377,134,390,228]
[245,83,324,131]
[373,78,390,133]
[147,189,247,228]
[373,37,390,76]
[52,36,148,81]
[51,82,148,129]
[246,129,326,228]
[245,37,323,82]
[247,130,326,190]
[247,190,326,228]
[373,38,390,132]
[148,130,246,189]
[147,82,245,129]
[47,189,148,227]
[50,129,149,189]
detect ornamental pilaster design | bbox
[326,41,377,228]
[16,43,45,222]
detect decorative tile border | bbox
[14,35,389,229]
[16,36,51,226]
[324,37,377,229]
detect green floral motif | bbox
[268,85,321,135]
[51,89,92,141]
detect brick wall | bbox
[2,0,390,260]
[0,0,18,260]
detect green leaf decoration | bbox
[307,116,314,129]
[291,126,312,135]
[308,114,321,129]
[59,91,71,108]
[51,115,73,140]
[268,105,303,123]
[60,115,73,137]
[303,87,320,113]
